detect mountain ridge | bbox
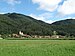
[0,13,75,36]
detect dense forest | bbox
[52,19,75,36]
[0,13,75,37]
[0,13,53,36]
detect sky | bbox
[0,0,75,23]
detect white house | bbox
[19,31,24,36]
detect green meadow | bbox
[0,40,75,56]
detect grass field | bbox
[0,40,75,56]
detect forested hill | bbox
[0,13,75,36]
[0,13,52,35]
[51,19,75,36]
[52,19,75,25]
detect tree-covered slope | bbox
[0,13,52,35]
[51,19,75,36]
[52,19,75,25]
[0,13,75,36]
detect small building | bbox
[19,31,31,38]
[19,31,24,36]
[44,36,51,38]
[12,34,19,38]
[51,35,59,38]
[51,35,65,38]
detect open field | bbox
[0,40,75,56]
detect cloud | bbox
[29,13,55,24]
[0,12,5,14]
[32,0,62,12]
[58,0,75,15]
[3,0,21,12]
[45,20,55,24]
[31,0,75,23]
[32,0,75,16]
[4,0,21,5]
[29,14,45,20]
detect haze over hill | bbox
[0,13,75,36]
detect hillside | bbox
[0,13,75,37]
[52,19,75,25]
[0,13,52,35]
[51,19,75,36]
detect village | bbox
[0,31,65,39]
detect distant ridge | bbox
[52,19,75,25]
[52,19,75,36]
[0,13,75,36]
